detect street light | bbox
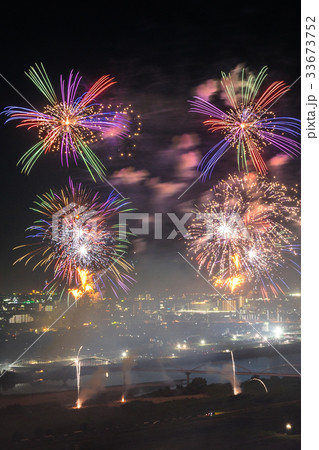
[285,423,292,432]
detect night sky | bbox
[0,4,300,294]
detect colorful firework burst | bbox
[14,178,135,295]
[2,63,129,181]
[189,66,300,178]
[186,173,300,298]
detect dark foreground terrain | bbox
[0,377,300,449]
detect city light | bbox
[274,327,283,339]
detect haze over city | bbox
[0,2,303,449]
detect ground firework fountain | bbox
[227,349,241,395]
[75,346,83,408]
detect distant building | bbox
[9,314,34,324]
[219,296,245,312]
[136,293,154,301]
[190,300,211,312]
[219,299,237,312]
[238,296,245,308]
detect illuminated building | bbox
[9,313,34,324]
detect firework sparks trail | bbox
[186,173,300,298]
[2,63,130,181]
[249,377,268,393]
[189,66,300,178]
[75,346,83,408]
[69,268,95,300]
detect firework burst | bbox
[14,178,135,295]
[189,66,300,178]
[186,173,300,298]
[3,63,129,181]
